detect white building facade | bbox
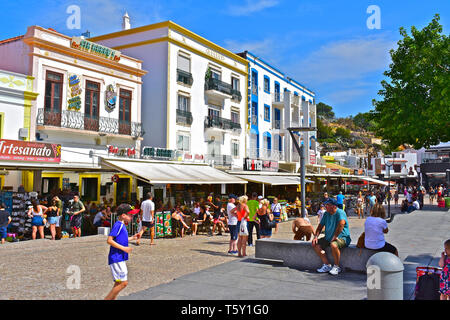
[91,21,248,170]
[237,51,318,173]
[0,26,146,204]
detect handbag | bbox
[239,219,248,236]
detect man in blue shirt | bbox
[105,203,140,300]
[336,192,345,210]
[311,198,351,275]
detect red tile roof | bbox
[0,35,24,46]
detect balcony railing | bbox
[247,148,285,161]
[205,78,233,96]
[231,88,242,102]
[273,120,284,130]
[176,109,193,126]
[204,116,241,132]
[251,85,258,95]
[272,92,284,104]
[37,108,143,138]
[177,69,193,86]
[291,94,300,106]
[205,154,233,167]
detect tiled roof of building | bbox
[0,35,24,46]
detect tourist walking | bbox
[368,191,377,215]
[438,239,450,300]
[246,192,260,247]
[356,191,364,219]
[27,200,48,240]
[394,189,399,206]
[364,203,398,256]
[136,193,155,246]
[69,195,85,238]
[336,191,345,210]
[271,197,282,234]
[44,199,60,240]
[226,195,238,255]
[429,187,435,205]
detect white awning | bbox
[360,177,391,186]
[101,158,247,185]
[235,174,314,186]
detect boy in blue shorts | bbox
[105,203,140,300]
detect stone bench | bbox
[255,238,378,273]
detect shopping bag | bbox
[239,219,248,236]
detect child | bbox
[105,203,140,300]
[439,239,450,300]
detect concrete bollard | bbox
[366,252,404,300]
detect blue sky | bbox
[1,0,448,117]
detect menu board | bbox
[155,212,164,238]
[163,211,172,237]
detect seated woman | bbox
[400,199,408,212]
[364,203,398,256]
[172,206,190,237]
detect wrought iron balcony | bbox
[36,108,144,138]
[272,92,283,104]
[231,88,242,102]
[204,116,241,132]
[251,84,258,95]
[205,78,233,96]
[177,69,193,86]
[247,148,285,161]
[176,109,193,126]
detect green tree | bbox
[335,127,351,140]
[372,14,450,149]
[317,118,335,140]
[353,112,376,131]
[316,102,335,119]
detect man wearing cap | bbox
[311,198,351,275]
[105,204,140,300]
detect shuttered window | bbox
[177,55,190,72]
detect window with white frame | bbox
[231,140,239,158]
[177,132,190,152]
[231,111,239,124]
[231,77,239,90]
[211,69,221,80]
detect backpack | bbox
[415,273,440,300]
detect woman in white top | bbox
[364,203,398,256]
[27,200,48,240]
[356,191,364,219]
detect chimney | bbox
[122,11,130,30]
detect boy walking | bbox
[105,203,140,300]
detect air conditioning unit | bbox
[18,128,28,139]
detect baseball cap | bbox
[257,196,263,200]
[228,194,237,199]
[324,198,339,206]
[117,203,140,215]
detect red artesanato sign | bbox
[0,139,61,163]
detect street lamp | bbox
[385,158,393,222]
[287,126,316,218]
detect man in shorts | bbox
[136,192,155,246]
[105,203,140,300]
[311,198,351,275]
[70,195,85,238]
[0,203,11,244]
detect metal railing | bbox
[231,88,242,102]
[176,109,193,125]
[37,108,143,138]
[205,154,233,167]
[251,85,258,95]
[272,92,284,104]
[205,78,233,96]
[291,94,300,106]
[247,148,285,161]
[273,120,284,130]
[177,69,193,86]
[204,116,241,132]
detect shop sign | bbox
[183,153,205,162]
[142,147,176,160]
[67,74,82,111]
[105,84,117,113]
[108,145,136,158]
[0,139,61,163]
[71,37,121,62]
[243,158,278,172]
[310,152,316,165]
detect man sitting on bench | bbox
[311,198,351,276]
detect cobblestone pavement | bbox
[0,212,369,300]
